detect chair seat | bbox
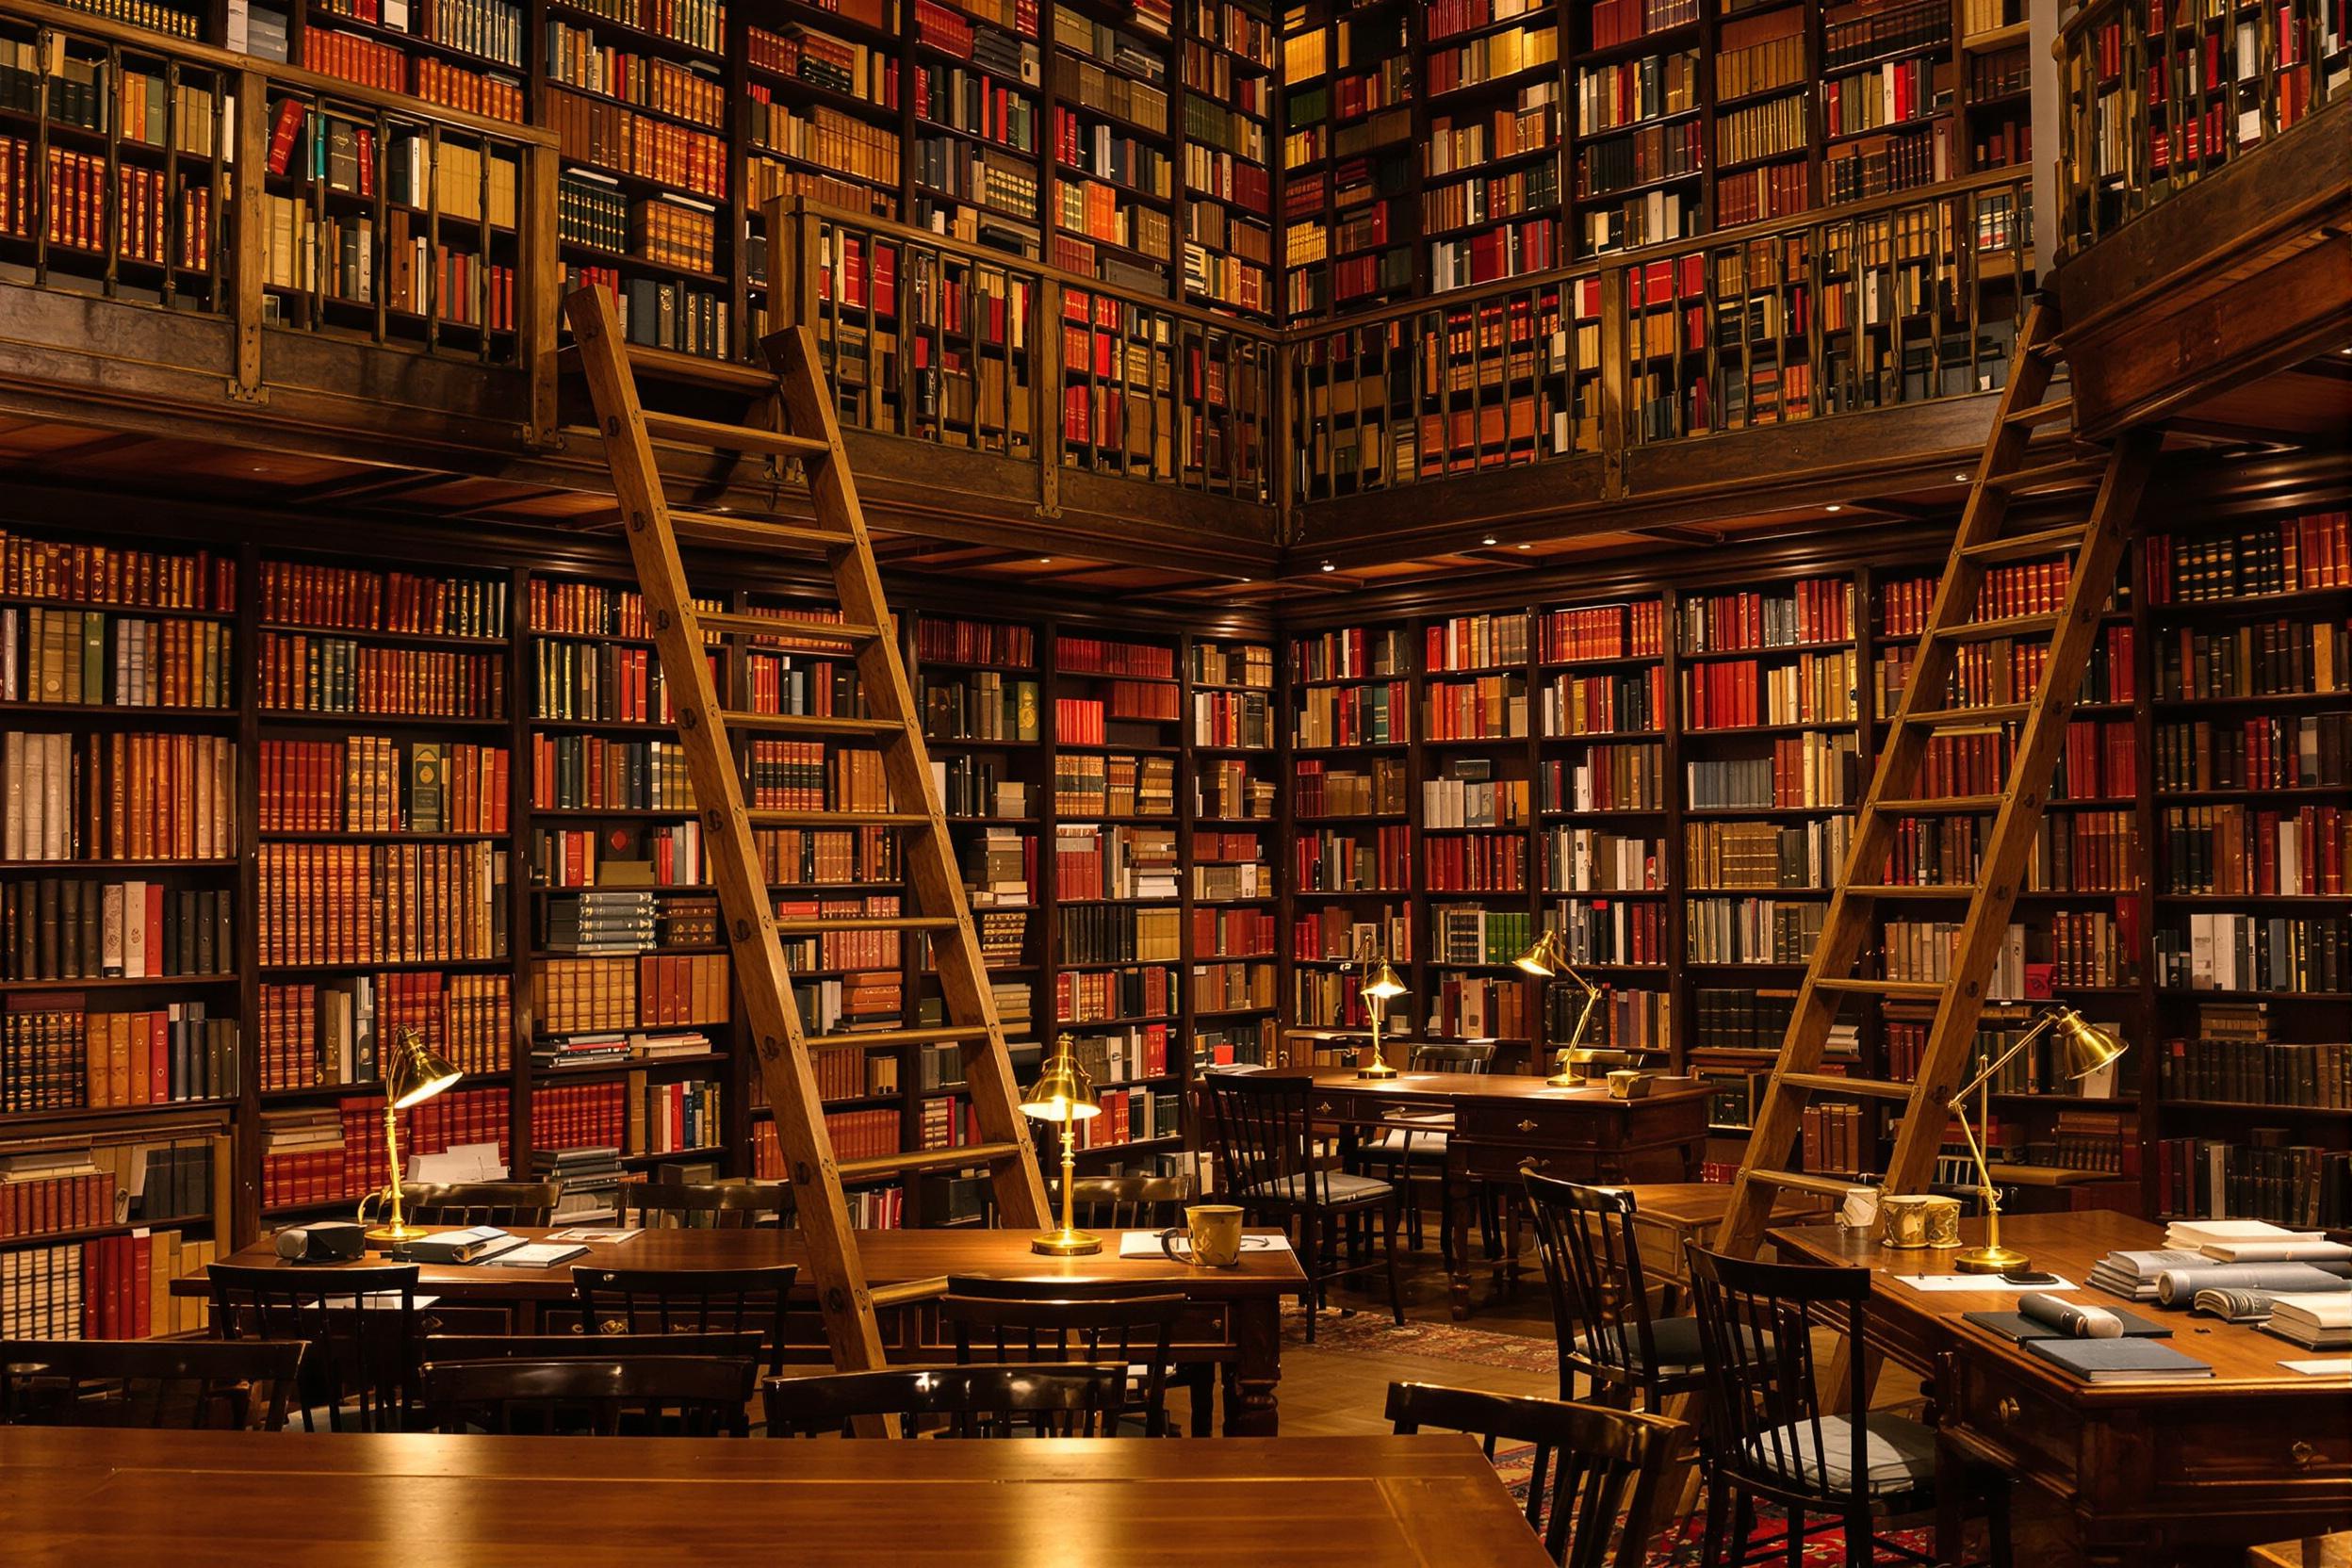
[1745,1413,1940,1497]
[1576,1314,1706,1374]
[1248,1171,1395,1204]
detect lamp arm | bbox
[1950,1014,2056,1102]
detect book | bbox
[2024,1337,2214,1383]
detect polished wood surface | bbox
[180,1227,1304,1436]
[0,1428,1558,1567]
[1301,1070,1710,1320]
[1773,1210,2352,1567]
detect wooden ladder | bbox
[1714,301,2159,1259]
[561,287,1051,1374]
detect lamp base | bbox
[1546,1068,1584,1088]
[364,1221,439,1246]
[1356,1061,1397,1080]
[1030,1227,1102,1257]
[1953,1243,2031,1275]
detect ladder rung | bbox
[838,1141,1024,1182]
[1778,1072,1918,1102]
[1874,795,2006,815]
[1984,457,2107,495]
[1749,1170,1869,1199]
[1846,884,1982,901]
[748,809,932,829]
[1812,978,1949,1000]
[1935,612,2063,645]
[721,710,902,738]
[2001,395,2073,427]
[694,611,880,644]
[869,1276,949,1309]
[666,512,852,554]
[639,411,831,461]
[774,916,957,935]
[807,1025,992,1052]
[1960,525,2088,564]
[1903,702,2030,729]
[561,339,778,395]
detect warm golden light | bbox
[1021,1051,1103,1256]
[361,1028,463,1244]
[1952,1007,2132,1273]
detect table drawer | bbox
[1952,1358,2084,1484]
[2154,1411,2352,1482]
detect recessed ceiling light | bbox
[1516,543,1532,550]
[1954,473,1970,482]
[1038,557,1053,564]
[1825,504,1843,513]
[1319,562,1336,573]
[1480,535,1498,547]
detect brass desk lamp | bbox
[1515,927,1606,1087]
[1021,1048,1103,1256]
[1355,938,1407,1080]
[1950,1006,2128,1274]
[359,1027,462,1244]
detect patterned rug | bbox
[1279,1303,1560,1377]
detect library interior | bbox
[0,0,2345,1561]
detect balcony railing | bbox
[2058,0,2351,252]
[1286,170,2035,505]
[757,196,1279,506]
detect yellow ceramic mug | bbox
[1160,1203,1244,1267]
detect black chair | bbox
[939,1280,1187,1436]
[1199,1071,1403,1341]
[207,1262,421,1431]
[761,1363,1129,1438]
[574,1264,799,1379]
[1385,1381,1688,1568]
[420,1356,756,1436]
[1522,1171,1710,1409]
[619,1180,794,1231]
[1,1338,307,1431]
[1066,1172,1190,1231]
[422,1331,765,1364]
[1356,1041,1497,1255]
[1684,1245,2013,1568]
[402,1181,563,1228]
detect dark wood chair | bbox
[1199,1071,1403,1341]
[1066,1172,1190,1231]
[618,1180,793,1231]
[401,1181,562,1228]
[1683,1245,2013,1568]
[1,1338,307,1431]
[1522,1170,1709,1409]
[207,1262,421,1432]
[420,1355,756,1436]
[1357,1041,1497,1255]
[573,1263,798,1378]
[761,1363,1130,1438]
[939,1279,1187,1436]
[422,1331,764,1364]
[1385,1381,1688,1568]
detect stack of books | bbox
[545,890,658,955]
[533,1145,624,1222]
[2088,1219,2352,1309]
[531,1034,631,1072]
[2265,1295,2352,1350]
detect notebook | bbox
[1963,1305,2171,1344]
[2024,1337,2214,1383]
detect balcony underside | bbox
[2054,93,2352,443]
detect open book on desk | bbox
[478,1242,590,1269]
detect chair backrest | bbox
[207,1262,421,1432]
[1409,1042,1495,1074]
[0,1338,307,1431]
[422,1331,765,1364]
[1199,1072,1331,1206]
[1067,1173,1191,1232]
[1385,1381,1686,1568]
[618,1180,794,1231]
[1520,1171,1666,1402]
[1683,1244,1874,1512]
[573,1264,798,1378]
[420,1355,755,1437]
[761,1363,1129,1438]
[402,1181,563,1228]
[939,1280,1186,1436]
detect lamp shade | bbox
[383,1027,461,1111]
[2051,1008,2129,1081]
[1362,959,1407,1001]
[1514,928,1571,978]
[1020,1052,1102,1123]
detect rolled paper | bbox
[2019,1292,2122,1338]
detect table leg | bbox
[1447,1151,1475,1322]
[1224,1297,1281,1437]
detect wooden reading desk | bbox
[1773,1210,2352,1567]
[1299,1067,1709,1318]
[178,1226,1306,1435]
[0,1428,1558,1567]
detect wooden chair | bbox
[1385,1381,1688,1568]
[761,1363,1129,1438]
[1357,1041,1497,1255]
[1199,1071,1403,1341]
[0,1338,307,1431]
[421,1355,756,1436]
[1521,1171,1709,1409]
[1066,1172,1190,1231]
[939,1280,1187,1436]
[573,1263,798,1378]
[207,1262,421,1432]
[422,1331,764,1364]
[401,1181,562,1228]
[618,1179,794,1231]
[1683,1245,2013,1568]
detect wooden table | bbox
[0,1427,1558,1567]
[1773,1210,2352,1568]
[1300,1068,1709,1318]
[178,1226,1306,1436]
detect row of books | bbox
[0,1229,216,1341]
[0,1004,238,1113]
[1,609,232,710]
[255,841,507,967]
[257,970,509,1089]
[0,879,229,983]
[259,737,506,835]
[2,731,237,863]
[529,952,730,1035]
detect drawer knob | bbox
[1995,1397,2020,1425]
[1516,1119,1538,1134]
[2292,1441,2321,1469]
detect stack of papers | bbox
[2162,1219,2352,1266]
[2265,1294,2352,1351]
[2088,1250,2221,1300]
